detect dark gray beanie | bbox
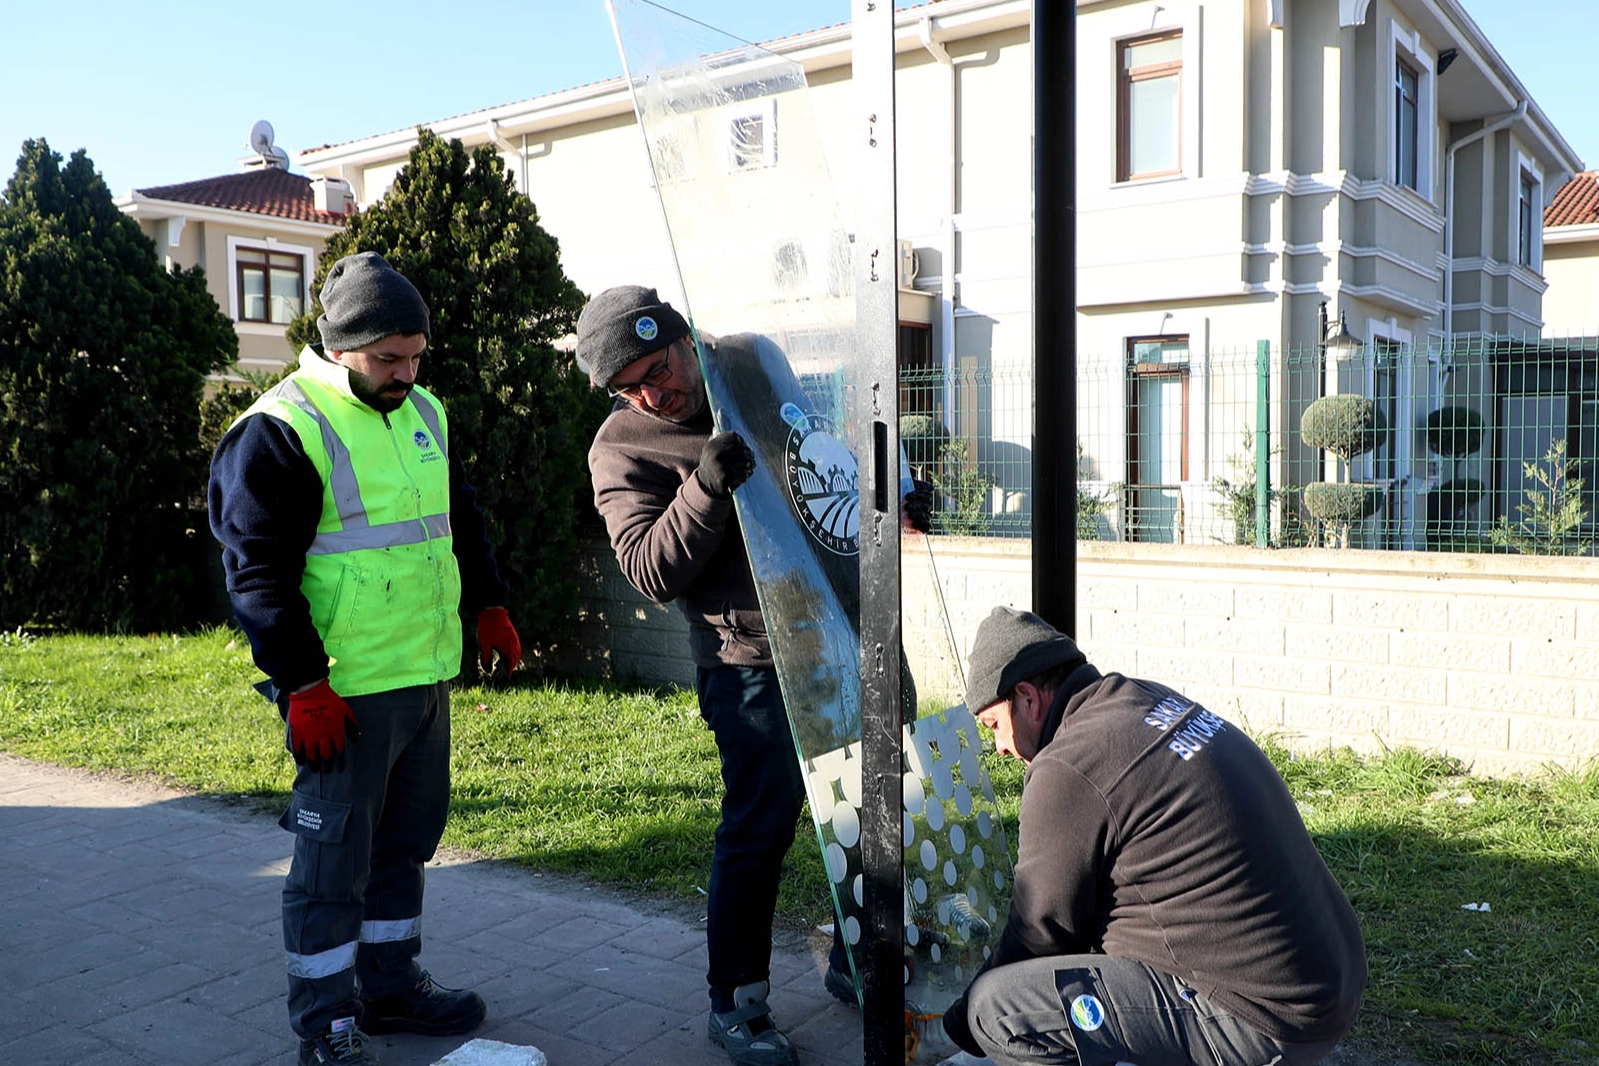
[316,252,430,352]
[574,285,690,387]
[964,606,1087,714]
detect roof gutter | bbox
[1442,100,1526,337]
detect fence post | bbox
[1256,340,1271,547]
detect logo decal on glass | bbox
[782,403,858,555]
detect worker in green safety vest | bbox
[209,251,521,1066]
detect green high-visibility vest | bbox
[235,347,462,696]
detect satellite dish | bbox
[269,146,291,169]
[248,120,275,156]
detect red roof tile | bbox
[135,168,346,225]
[1546,171,1599,228]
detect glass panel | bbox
[1131,338,1189,365]
[608,0,1013,1039]
[269,268,302,324]
[1128,73,1180,176]
[1396,63,1418,189]
[1131,375,1184,543]
[1125,34,1182,68]
[241,267,266,321]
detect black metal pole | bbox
[1032,0,1078,634]
[852,3,904,1064]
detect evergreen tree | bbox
[0,140,237,630]
[287,128,605,662]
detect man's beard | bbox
[348,368,413,413]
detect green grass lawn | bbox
[1,628,1595,1065]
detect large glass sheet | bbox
[607,0,1013,1043]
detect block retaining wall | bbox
[572,535,1599,777]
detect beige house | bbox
[1540,171,1599,338]
[115,147,351,378]
[299,0,1581,547]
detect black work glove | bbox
[696,430,756,498]
[903,478,935,533]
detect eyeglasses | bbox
[607,345,675,401]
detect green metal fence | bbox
[901,336,1599,555]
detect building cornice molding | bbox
[115,193,343,238]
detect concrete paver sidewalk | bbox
[0,755,863,1066]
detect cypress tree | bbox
[287,128,606,664]
[0,140,237,630]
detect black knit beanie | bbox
[316,252,430,352]
[964,606,1087,714]
[575,285,691,387]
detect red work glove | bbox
[286,681,360,774]
[476,606,522,676]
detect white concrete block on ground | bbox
[432,1038,547,1066]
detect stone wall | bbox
[574,535,1599,776]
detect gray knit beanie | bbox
[574,285,691,387]
[964,606,1087,714]
[316,252,430,352]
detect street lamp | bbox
[1319,300,1362,396]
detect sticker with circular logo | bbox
[634,315,659,342]
[413,430,431,449]
[783,407,859,556]
[1069,993,1105,1032]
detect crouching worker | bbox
[941,607,1366,1066]
[210,252,522,1066]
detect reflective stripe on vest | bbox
[271,379,450,545]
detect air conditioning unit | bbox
[897,239,919,289]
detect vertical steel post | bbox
[1256,340,1271,546]
[852,3,904,1064]
[1033,0,1078,633]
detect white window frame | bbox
[725,97,777,172]
[1514,149,1544,273]
[226,235,314,333]
[1387,21,1437,201]
[1106,6,1202,189]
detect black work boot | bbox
[359,971,486,1036]
[298,1016,377,1065]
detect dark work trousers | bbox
[279,680,452,1038]
[696,664,807,1000]
[962,954,1342,1066]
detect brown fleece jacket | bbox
[588,404,770,668]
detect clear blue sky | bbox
[0,0,1592,199]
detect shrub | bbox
[1424,405,1484,460]
[1302,395,1385,463]
[284,129,594,661]
[0,140,237,631]
[900,414,949,471]
[1304,482,1384,523]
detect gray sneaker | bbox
[707,981,799,1066]
[298,1016,377,1065]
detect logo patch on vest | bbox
[781,402,859,556]
[413,430,432,449]
[635,316,659,342]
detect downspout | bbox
[1443,101,1525,337]
[920,15,958,422]
[483,118,527,192]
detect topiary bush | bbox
[1302,395,1385,463]
[1425,405,1484,460]
[900,414,949,471]
[1304,482,1384,522]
